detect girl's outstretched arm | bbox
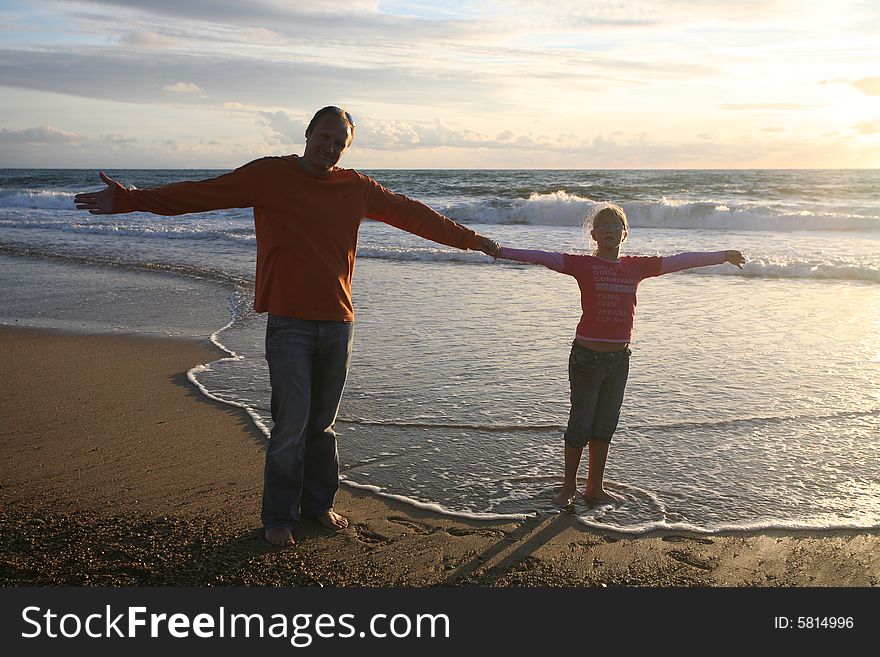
[660,250,745,274]
[497,246,565,273]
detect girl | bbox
[494,203,745,506]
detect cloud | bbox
[820,77,880,96]
[716,103,821,111]
[258,111,306,145]
[0,123,254,168]
[855,119,880,134]
[489,0,801,30]
[4,1,876,168]
[119,31,177,48]
[853,77,880,96]
[79,0,380,17]
[0,47,496,110]
[98,133,138,147]
[163,82,202,93]
[485,0,656,30]
[0,126,81,145]
[71,0,481,43]
[0,126,136,148]
[255,111,566,152]
[239,27,282,43]
[223,102,269,112]
[346,117,496,150]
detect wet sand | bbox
[1,325,878,587]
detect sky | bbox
[0,0,878,169]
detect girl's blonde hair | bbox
[585,202,628,254]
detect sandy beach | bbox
[1,324,878,588]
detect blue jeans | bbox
[261,315,354,529]
[564,341,631,448]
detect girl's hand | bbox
[725,250,745,269]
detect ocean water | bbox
[1,167,878,534]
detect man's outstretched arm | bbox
[73,160,272,216]
[364,176,499,254]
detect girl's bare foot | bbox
[265,527,295,546]
[318,509,349,530]
[553,488,576,507]
[582,488,623,504]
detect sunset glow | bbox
[1,0,878,168]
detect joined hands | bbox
[477,237,499,258]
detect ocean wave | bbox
[0,243,252,288]
[334,407,880,434]
[338,479,533,521]
[0,217,255,241]
[354,247,880,283]
[355,246,494,264]
[573,516,880,535]
[4,239,877,284]
[337,417,564,432]
[627,198,880,232]
[731,260,880,283]
[442,191,880,231]
[3,187,878,232]
[0,189,76,210]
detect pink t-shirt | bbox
[563,253,661,342]
[498,248,724,343]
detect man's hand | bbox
[476,236,499,258]
[74,171,123,214]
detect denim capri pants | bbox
[563,340,631,448]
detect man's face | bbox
[302,115,353,174]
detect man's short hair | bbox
[306,106,356,140]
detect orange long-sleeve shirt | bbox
[113,156,482,321]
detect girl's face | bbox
[591,214,628,249]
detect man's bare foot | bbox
[552,488,576,507]
[317,509,349,530]
[265,527,295,546]
[582,488,623,505]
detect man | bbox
[74,106,499,546]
